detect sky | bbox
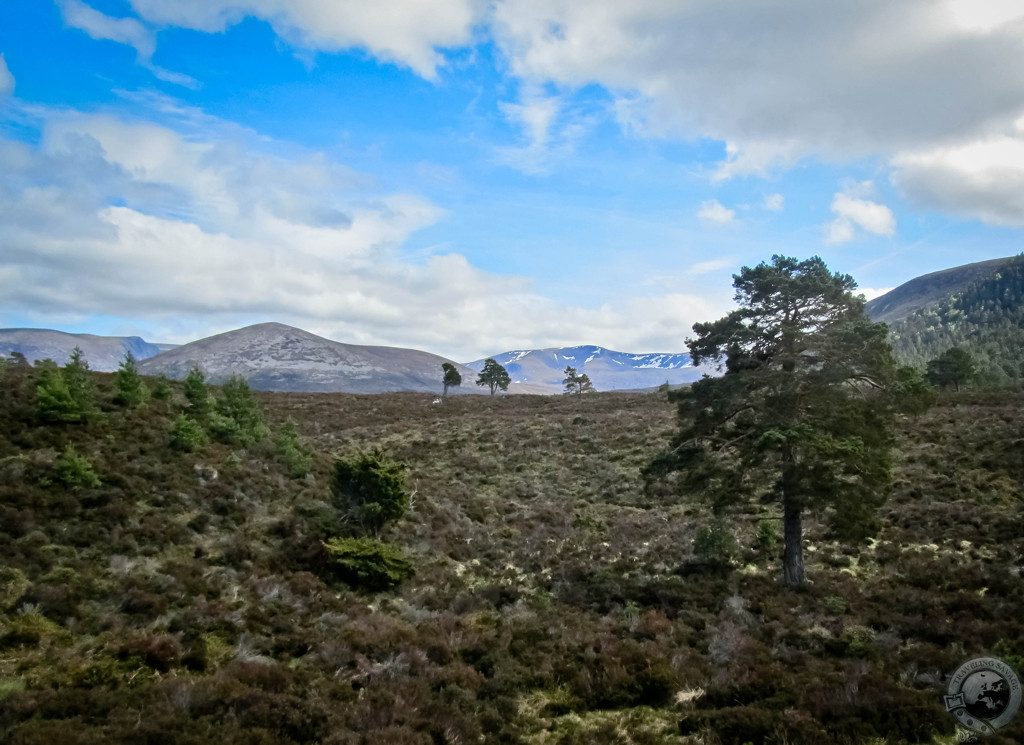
[2,1,1024,361]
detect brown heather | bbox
[0,362,1022,744]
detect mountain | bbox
[0,328,165,371]
[139,322,481,394]
[878,254,1024,385]
[865,256,1018,323]
[466,345,701,393]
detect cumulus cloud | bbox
[858,287,894,301]
[697,200,735,225]
[0,54,13,96]
[688,258,735,275]
[763,193,785,211]
[892,128,1024,227]
[491,0,1024,180]
[127,0,480,79]
[825,188,897,245]
[0,104,723,359]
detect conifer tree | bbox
[441,362,462,398]
[476,358,511,396]
[115,352,148,408]
[645,256,909,588]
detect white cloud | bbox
[127,0,481,79]
[763,193,785,211]
[858,286,894,301]
[0,54,13,96]
[60,0,155,59]
[491,0,1024,178]
[59,0,197,87]
[825,189,897,245]
[892,128,1024,226]
[688,258,734,275]
[0,104,722,360]
[697,200,735,225]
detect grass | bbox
[0,362,1022,743]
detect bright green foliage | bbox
[646,256,910,587]
[755,518,779,553]
[63,347,96,414]
[169,413,208,452]
[476,358,511,396]
[51,446,101,490]
[0,612,67,648]
[322,537,415,591]
[888,254,1024,385]
[115,352,148,408]
[442,362,462,397]
[213,376,267,445]
[563,366,595,396]
[277,420,312,478]
[34,365,82,423]
[926,347,977,391]
[183,366,211,416]
[34,349,97,423]
[330,450,409,534]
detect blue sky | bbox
[2,1,1024,360]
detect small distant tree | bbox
[476,358,511,396]
[563,366,595,396]
[9,351,29,367]
[926,347,976,391]
[183,366,210,416]
[114,352,148,408]
[330,451,410,535]
[63,347,96,416]
[170,413,208,452]
[441,362,462,398]
[210,375,267,445]
[277,420,312,478]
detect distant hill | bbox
[879,254,1024,385]
[466,345,701,393]
[0,328,164,371]
[139,322,482,394]
[865,256,1017,323]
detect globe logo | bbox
[945,657,1022,736]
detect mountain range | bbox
[0,328,172,372]
[466,346,700,392]
[5,254,1021,393]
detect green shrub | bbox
[754,518,779,553]
[170,414,208,452]
[183,365,211,416]
[330,450,410,534]
[34,366,83,423]
[322,537,415,591]
[114,352,148,408]
[0,612,67,648]
[277,420,312,478]
[213,376,267,444]
[150,376,173,400]
[693,519,737,564]
[50,447,101,490]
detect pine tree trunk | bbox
[782,495,805,588]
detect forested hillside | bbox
[1,358,1023,743]
[887,255,1024,385]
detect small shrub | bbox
[34,366,83,423]
[150,376,173,400]
[330,450,409,534]
[277,421,312,478]
[170,414,208,452]
[322,537,415,591]
[114,352,148,407]
[693,519,737,565]
[50,447,101,490]
[755,518,779,553]
[0,612,66,648]
[213,376,267,444]
[183,365,211,416]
